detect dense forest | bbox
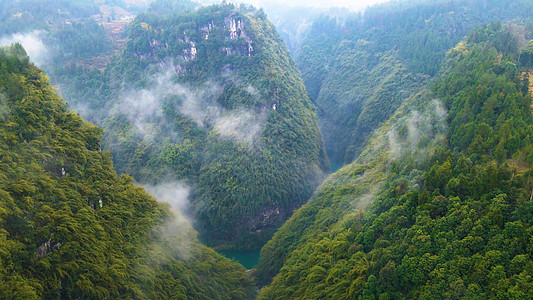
[0,0,98,34]
[52,1,329,250]
[296,0,533,168]
[0,0,133,72]
[255,22,533,298]
[2,0,533,298]
[0,44,255,299]
[0,0,330,250]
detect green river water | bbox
[219,250,261,270]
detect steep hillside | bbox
[255,23,533,298]
[0,44,255,299]
[57,2,329,250]
[298,0,533,167]
[316,42,429,168]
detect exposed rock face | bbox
[129,17,257,81]
[35,239,62,259]
[132,15,255,68]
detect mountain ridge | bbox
[53,2,330,250]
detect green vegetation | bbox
[6,1,533,297]
[298,0,533,167]
[0,0,147,72]
[52,19,112,61]
[256,23,533,298]
[0,0,98,34]
[315,41,428,167]
[0,0,119,76]
[519,41,533,69]
[0,0,147,34]
[0,44,255,299]
[54,2,329,250]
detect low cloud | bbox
[116,71,266,144]
[141,182,195,261]
[338,97,448,211]
[214,109,265,144]
[0,31,50,66]
[388,99,447,160]
[142,182,193,222]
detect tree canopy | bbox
[256,22,533,299]
[0,44,256,299]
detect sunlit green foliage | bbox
[256,23,533,298]
[0,45,255,299]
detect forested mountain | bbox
[255,23,533,298]
[0,44,255,299]
[0,0,147,34]
[259,6,349,57]
[297,0,533,168]
[53,2,329,250]
[0,0,98,34]
[0,0,139,70]
[4,0,533,298]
